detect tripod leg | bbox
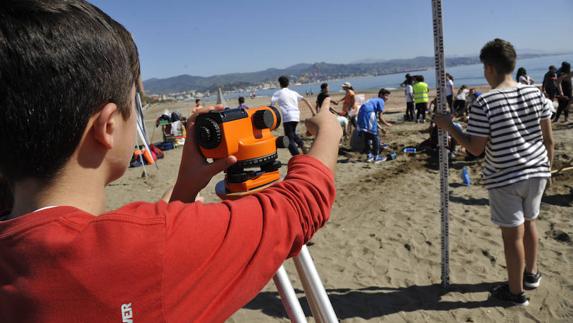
[273,265,307,323]
[293,245,338,323]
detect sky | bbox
[91,0,573,80]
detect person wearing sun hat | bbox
[332,81,359,133]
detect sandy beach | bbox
[106,87,573,322]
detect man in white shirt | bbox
[445,73,455,112]
[404,75,415,121]
[271,76,315,155]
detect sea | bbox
[214,54,573,101]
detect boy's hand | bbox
[189,104,224,122]
[304,98,342,172]
[170,105,237,203]
[433,112,453,130]
[305,99,340,137]
[380,119,392,128]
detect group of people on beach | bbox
[0,0,568,320]
[541,62,572,123]
[261,39,563,308]
[269,77,394,163]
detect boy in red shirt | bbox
[0,1,341,322]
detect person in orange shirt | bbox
[332,81,359,135]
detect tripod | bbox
[215,181,338,323]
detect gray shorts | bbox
[488,177,548,227]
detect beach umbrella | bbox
[216,87,226,106]
[431,0,450,289]
[135,92,159,174]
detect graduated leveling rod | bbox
[431,0,450,289]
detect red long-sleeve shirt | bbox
[0,155,335,322]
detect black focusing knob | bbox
[253,110,274,129]
[261,160,282,172]
[195,117,222,149]
[228,172,250,183]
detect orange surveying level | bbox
[195,106,289,193]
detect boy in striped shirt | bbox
[435,39,555,306]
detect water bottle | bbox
[461,166,471,186]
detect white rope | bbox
[431,0,450,289]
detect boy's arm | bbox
[270,94,278,107]
[333,94,348,106]
[556,74,566,97]
[301,97,316,116]
[378,112,392,127]
[539,97,555,168]
[161,153,336,321]
[434,112,488,156]
[377,103,391,127]
[161,105,340,320]
[540,118,554,168]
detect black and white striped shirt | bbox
[467,84,552,189]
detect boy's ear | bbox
[92,103,119,150]
[484,64,496,75]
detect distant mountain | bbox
[143,53,553,95]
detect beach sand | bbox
[106,87,573,322]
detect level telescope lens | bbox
[253,110,275,129]
[268,106,282,129]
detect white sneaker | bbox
[374,155,387,164]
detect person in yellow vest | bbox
[413,75,430,123]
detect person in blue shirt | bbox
[357,88,393,163]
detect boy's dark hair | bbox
[278,76,289,88]
[0,0,139,183]
[378,88,391,97]
[479,38,516,74]
[405,75,413,85]
[516,67,527,80]
[195,98,201,104]
[109,17,141,92]
[416,75,425,82]
[238,96,245,104]
[320,83,328,91]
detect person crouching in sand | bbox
[356,88,392,163]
